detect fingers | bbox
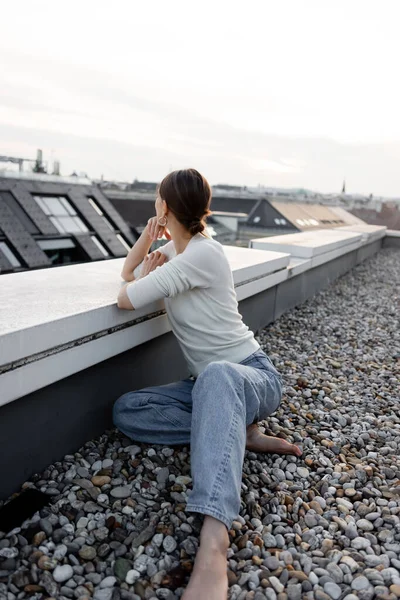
[147,217,158,241]
[147,217,169,241]
[152,251,166,265]
[143,251,166,275]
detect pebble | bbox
[78,546,97,560]
[324,582,342,600]
[351,576,370,591]
[265,556,280,571]
[297,467,309,478]
[99,576,117,588]
[37,555,58,570]
[351,537,371,550]
[126,569,140,584]
[162,536,177,553]
[91,476,111,487]
[53,564,73,583]
[390,585,400,597]
[270,577,285,593]
[357,519,374,531]
[110,486,131,499]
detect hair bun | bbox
[188,219,205,235]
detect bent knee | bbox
[113,394,127,428]
[113,391,150,428]
[198,360,236,381]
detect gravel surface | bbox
[1,248,399,600]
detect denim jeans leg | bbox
[113,379,194,445]
[186,359,268,529]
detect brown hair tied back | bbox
[159,168,212,236]
[188,219,205,235]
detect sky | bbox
[1,0,400,196]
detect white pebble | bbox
[126,569,141,584]
[53,564,73,583]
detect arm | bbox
[117,251,167,310]
[121,230,152,282]
[121,217,171,282]
[122,242,217,310]
[117,283,134,310]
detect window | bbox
[296,219,305,226]
[34,196,89,234]
[88,197,131,253]
[253,216,261,224]
[38,239,89,265]
[0,241,21,267]
[88,197,115,232]
[38,239,76,251]
[116,233,131,252]
[274,218,287,226]
[91,236,110,257]
[309,219,319,226]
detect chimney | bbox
[53,160,61,176]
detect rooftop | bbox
[0,248,399,598]
[0,227,399,599]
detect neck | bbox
[168,221,194,255]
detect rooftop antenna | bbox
[342,178,346,194]
[32,149,46,174]
[53,160,61,176]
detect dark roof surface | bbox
[0,177,134,274]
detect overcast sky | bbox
[1,0,400,195]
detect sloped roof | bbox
[329,206,366,225]
[270,201,348,230]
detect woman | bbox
[114,169,301,600]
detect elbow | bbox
[117,287,135,310]
[121,270,134,282]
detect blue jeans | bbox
[113,349,282,529]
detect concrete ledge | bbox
[0,246,290,407]
[383,230,400,249]
[250,229,363,258]
[337,224,387,245]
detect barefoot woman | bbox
[114,169,301,599]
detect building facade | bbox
[0,176,135,274]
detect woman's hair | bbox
[159,168,212,235]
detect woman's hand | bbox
[139,251,166,278]
[146,217,172,242]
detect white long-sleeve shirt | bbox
[126,233,260,377]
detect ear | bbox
[162,199,168,214]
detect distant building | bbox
[350,202,400,230]
[104,188,237,245]
[104,185,363,248]
[0,174,135,274]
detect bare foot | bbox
[182,517,228,600]
[182,545,228,600]
[246,424,303,456]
